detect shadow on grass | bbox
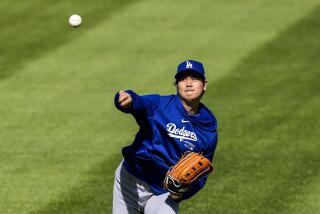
[0,0,139,80]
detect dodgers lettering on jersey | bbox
[167,123,197,142]
[166,121,198,150]
[114,90,218,200]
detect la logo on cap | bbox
[186,61,193,69]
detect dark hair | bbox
[173,72,205,85]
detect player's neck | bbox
[180,98,200,115]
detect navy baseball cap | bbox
[175,60,206,80]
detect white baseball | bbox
[69,14,82,27]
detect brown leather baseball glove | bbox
[163,152,214,194]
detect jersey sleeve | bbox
[114,90,160,121]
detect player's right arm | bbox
[114,90,160,121]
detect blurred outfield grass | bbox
[0,0,319,213]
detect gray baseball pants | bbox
[112,160,179,214]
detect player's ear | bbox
[203,80,208,91]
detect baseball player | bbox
[112,60,218,214]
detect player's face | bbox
[177,74,207,102]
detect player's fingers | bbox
[118,90,132,108]
[120,97,132,108]
[118,90,128,103]
[119,96,130,105]
[120,98,130,106]
[118,95,126,103]
[119,90,125,95]
[119,92,132,108]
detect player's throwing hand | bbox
[118,90,132,108]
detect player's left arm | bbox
[180,131,218,201]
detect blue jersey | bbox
[114,90,218,200]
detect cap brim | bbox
[175,70,205,80]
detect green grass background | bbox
[0,0,319,213]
